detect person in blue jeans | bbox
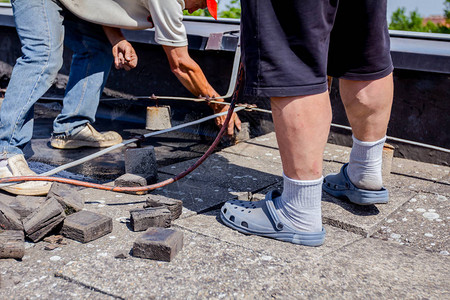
[221,0,394,246]
[0,0,138,196]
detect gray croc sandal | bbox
[323,163,389,205]
[220,190,325,247]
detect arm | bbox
[163,45,241,135]
[103,26,138,71]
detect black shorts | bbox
[241,0,394,97]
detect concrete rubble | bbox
[114,173,148,187]
[47,182,84,214]
[130,207,172,231]
[0,230,24,259]
[23,198,66,242]
[144,195,183,220]
[61,210,112,243]
[132,227,184,262]
[0,132,448,299]
[125,146,158,184]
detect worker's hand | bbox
[208,99,242,136]
[112,40,138,71]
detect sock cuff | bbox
[352,135,386,147]
[282,173,323,186]
[282,174,323,208]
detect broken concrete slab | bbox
[9,196,46,220]
[130,207,171,232]
[23,198,66,242]
[47,182,84,215]
[61,210,112,243]
[114,173,147,187]
[0,230,25,259]
[144,195,183,220]
[0,201,23,231]
[125,146,158,184]
[132,227,183,262]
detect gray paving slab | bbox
[3,210,447,299]
[1,131,448,298]
[221,132,282,163]
[296,238,449,299]
[0,269,116,300]
[372,192,449,254]
[159,151,283,189]
[254,161,418,237]
[390,157,450,193]
[173,209,361,262]
[392,157,449,181]
[319,162,418,237]
[222,132,351,164]
[156,150,284,216]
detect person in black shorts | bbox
[221,0,394,246]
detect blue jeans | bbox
[0,0,113,158]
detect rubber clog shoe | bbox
[323,163,389,205]
[220,190,325,247]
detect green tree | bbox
[389,6,449,34]
[220,0,241,19]
[183,0,241,19]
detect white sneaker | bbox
[50,123,122,149]
[0,154,51,196]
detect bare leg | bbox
[340,73,393,142]
[340,73,394,190]
[271,92,332,180]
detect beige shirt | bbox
[143,0,188,47]
[59,0,188,47]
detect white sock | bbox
[347,135,386,190]
[275,174,323,232]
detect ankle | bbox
[348,135,385,190]
[277,174,323,232]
